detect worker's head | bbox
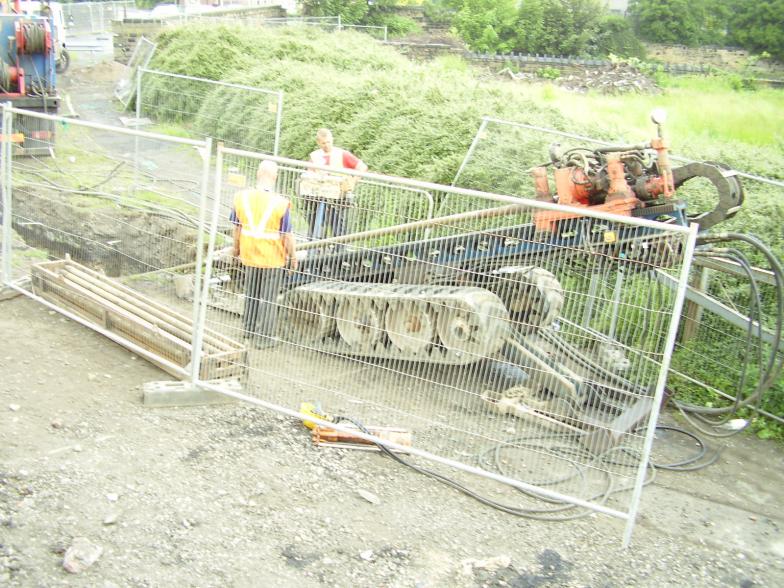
[316,128,333,153]
[256,159,278,188]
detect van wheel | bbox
[56,49,70,74]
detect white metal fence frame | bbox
[200,145,699,546]
[63,1,135,36]
[454,116,784,191]
[452,115,784,425]
[0,103,213,383]
[136,67,284,156]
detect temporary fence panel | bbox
[452,116,784,429]
[165,14,385,39]
[665,173,784,430]
[170,14,341,30]
[115,37,157,108]
[137,68,284,156]
[198,146,697,544]
[63,1,134,36]
[0,105,219,381]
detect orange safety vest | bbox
[233,188,289,268]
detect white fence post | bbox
[622,222,700,547]
[1,103,12,285]
[190,137,214,383]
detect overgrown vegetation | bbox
[148,25,783,439]
[629,0,784,60]
[148,25,576,184]
[451,0,645,57]
[301,0,421,37]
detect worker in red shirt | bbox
[307,128,368,240]
[231,160,297,349]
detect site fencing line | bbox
[0,108,698,545]
[452,116,784,427]
[196,146,697,545]
[0,104,216,383]
[62,1,134,36]
[136,68,284,156]
[159,13,387,40]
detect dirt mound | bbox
[555,64,661,95]
[71,60,127,84]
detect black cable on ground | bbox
[332,416,669,521]
[672,233,784,436]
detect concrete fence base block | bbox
[0,277,31,301]
[142,378,242,407]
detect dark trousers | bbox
[304,197,350,240]
[243,266,283,339]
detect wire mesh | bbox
[176,15,343,31]
[666,176,784,429]
[2,105,214,379]
[62,1,134,36]
[452,116,784,429]
[137,68,283,155]
[199,146,695,527]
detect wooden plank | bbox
[32,259,248,381]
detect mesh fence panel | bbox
[198,146,695,526]
[453,117,784,427]
[63,1,134,36]
[137,69,283,155]
[666,175,784,425]
[2,106,213,378]
[1,116,699,539]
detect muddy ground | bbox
[2,62,784,587]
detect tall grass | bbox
[527,75,784,151]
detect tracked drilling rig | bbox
[219,112,780,448]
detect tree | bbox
[516,0,606,56]
[628,0,711,46]
[727,1,784,61]
[452,0,519,53]
[515,0,546,54]
[589,15,646,59]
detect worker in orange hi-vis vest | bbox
[230,160,298,349]
[306,127,368,240]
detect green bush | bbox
[364,12,422,37]
[149,25,572,184]
[536,66,561,80]
[423,0,459,26]
[590,15,646,59]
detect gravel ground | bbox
[1,295,783,587]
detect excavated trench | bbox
[11,188,201,276]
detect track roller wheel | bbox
[385,301,434,353]
[284,293,335,343]
[336,299,383,349]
